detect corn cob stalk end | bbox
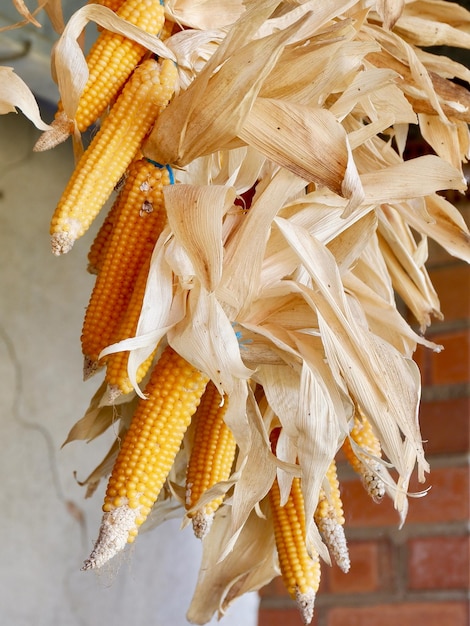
[34,111,74,152]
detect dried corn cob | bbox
[314,460,350,573]
[81,158,170,374]
[83,346,209,570]
[269,475,321,625]
[342,409,386,502]
[50,58,177,255]
[67,0,165,133]
[185,381,236,538]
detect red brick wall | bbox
[258,199,470,626]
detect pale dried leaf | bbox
[362,155,466,204]
[219,166,306,318]
[165,0,245,29]
[0,66,51,130]
[144,2,309,165]
[239,98,365,213]
[186,501,278,625]
[164,184,236,291]
[376,0,405,29]
[168,285,252,396]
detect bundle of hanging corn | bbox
[2,0,470,622]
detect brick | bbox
[407,466,469,524]
[327,601,469,626]
[429,330,470,385]
[327,541,381,594]
[341,466,469,527]
[419,396,470,455]
[429,265,470,322]
[258,607,319,626]
[408,535,470,590]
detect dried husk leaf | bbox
[394,11,470,49]
[274,217,428,521]
[0,66,51,130]
[378,232,441,329]
[344,272,441,356]
[239,98,365,214]
[398,194,470,263]
[221,389,279,557]
[164,184,236,291]
[352,233,395,305]
[219,166,307,318]
[62,380,117,446]
[361,155,466,204]
[378,205,442,328]
[168,284,252,396]
[415,48,470,86]
[186,500,278,625]
[4,0,44,29]
[144,2,307,165]
[165,0,245,29]
[376,0,405,30]
[366,24,449,122]
[418,113,468,171]
[75,426,125,498]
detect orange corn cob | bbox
[83,346,209,570]
[81,158,170,375]
[50,58,177,255]
[185,382,236,538]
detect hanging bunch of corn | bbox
[2,0,470,623]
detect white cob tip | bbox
[191,509,214,540]
[295,587,316,625]
[51,231,74,255]
[319,515,350,573]
[82,505,139,571]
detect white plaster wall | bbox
[0,111,259,626]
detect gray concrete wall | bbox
[0,110,259,626]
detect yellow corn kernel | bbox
[269,475,320,625]
[314,460,350,573]
[342,409,385,502]
[50,58,177,255]
[185,382,236,538]
[71,0,165,132]
[81,158,170,373]
[82,346,209,570]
